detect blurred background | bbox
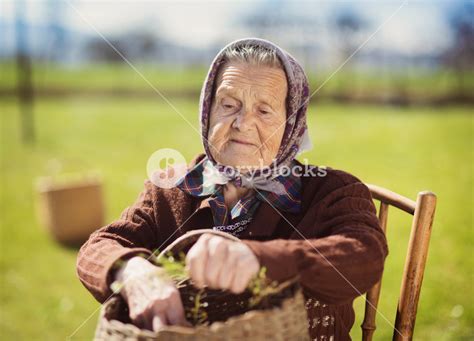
[1,0,472,339]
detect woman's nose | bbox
[232,108,254,131]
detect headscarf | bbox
[177,38,312,228]
[200,37,312,174]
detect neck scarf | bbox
[177,157,302,226]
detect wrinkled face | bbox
[208,61,288,171]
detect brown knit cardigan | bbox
[76,153,389,340]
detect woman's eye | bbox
[221,100,236,110]
[259,109,270,115]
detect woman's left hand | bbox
[185,234,260,294]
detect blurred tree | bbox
[332,7,367,66]
[331,7,367,99]
[85,37,129,62]
[442,1,474,95]
[85,31,161,63]
[15,0,35,145]
[238,0,319,72]
[240,0,288,40]
[45,0,67,62]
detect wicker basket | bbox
[94,229,310,340]
[36,175,104,246]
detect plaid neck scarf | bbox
[176,157,302,226]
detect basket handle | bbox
[155,229,301,296]
[157,229,241,260]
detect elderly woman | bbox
[77,38,388,340]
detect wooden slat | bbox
[378,202,389,234]
[361,202,389,341]
[393,191,437,341]
[366,184,416,215]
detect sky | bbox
[0,0,461,56]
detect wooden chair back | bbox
[362,184,437,341]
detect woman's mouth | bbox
[230,138,256,146]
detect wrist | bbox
[110,256,150,293]
[119,256,153,280]
[110,256,168,294]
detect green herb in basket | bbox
[248,267,280,308]
[188,287,208,325]
[156,252,209,324]
[155,251,188,282]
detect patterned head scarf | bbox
[199,37,312,175]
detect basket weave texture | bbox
[94,229,310,340]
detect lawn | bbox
[1,96,472,340]
[2,62,473,101]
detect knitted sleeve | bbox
[76,180,160,303]
[242,171,389,305]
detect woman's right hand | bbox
[114,256,190,331]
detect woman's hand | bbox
[185,234,260,294]
[114,256,190,331]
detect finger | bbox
[165,291,191,326]
[167,310,192,327]
[132,313,146,329]
[152,312,168,332]
[230,263,255,294]
[217,250,237,290]
[204,237,228,288]
[186,235,210,288]
[230,274,250,294]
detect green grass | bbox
[1,96,472,340]
[2,61,473,100]
[1,62,208,93]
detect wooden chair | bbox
[361,184,437,341]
